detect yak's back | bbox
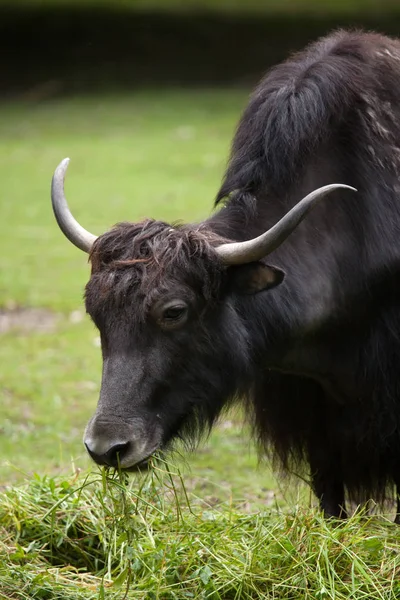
[216,30,400,203]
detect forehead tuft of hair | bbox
[87,219,226,306]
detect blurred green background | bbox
[3,0,400,97]
[0,0,398,508]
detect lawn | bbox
[1,91,400,599]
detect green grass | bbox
[1,90,400,599]
[2,467,400,599]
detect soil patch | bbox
[0,307,59,334]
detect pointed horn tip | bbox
[52,157,70,178]
[313,183,358,198]
[330,184,357,193]
[341,184,357,192]
[56,157,70,174]
[300,183,357,195]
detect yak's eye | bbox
[162,305,187,322]
[151,300,190,329]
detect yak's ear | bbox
[227,262,285,295]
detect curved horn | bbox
[51,158,98,253]
[216,184,357,265]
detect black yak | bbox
[51,29,400,520]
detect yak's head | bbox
[51,158,354,470]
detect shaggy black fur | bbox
[84,29,400,519]
[88,219,225,318]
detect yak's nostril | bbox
[84,440,131,467]
[105,442,131,466]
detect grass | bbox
[1,90,400,598]
[2,465,400,599]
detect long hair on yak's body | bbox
[209,29,400,506]
[216,29,400,201]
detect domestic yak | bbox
[51,29,400,520]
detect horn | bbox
[216,184,357,265]
[51,158,98,253]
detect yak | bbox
[51,29,400,520]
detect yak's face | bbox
[83,220,284,469]
[50,158,346,471]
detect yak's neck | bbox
[206,187,340,320]
[203,185,366,377]
[200,195,316,370]
[205,181,400,392]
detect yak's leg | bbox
[395,484,400,524]
[312,469,347,518]
[309,450,347,519]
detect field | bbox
[1,91,400,599]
